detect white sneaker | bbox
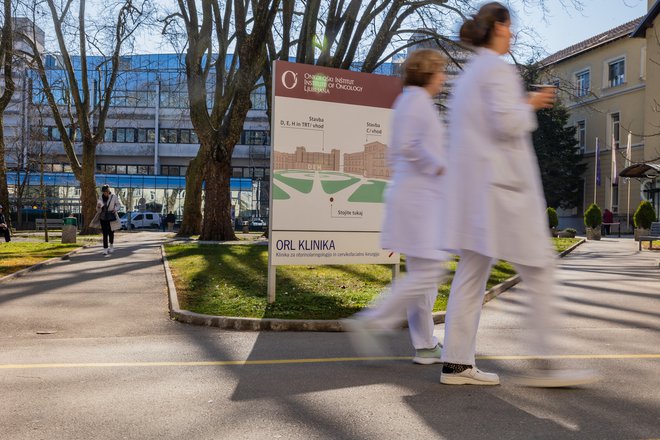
[103,248,109,256]
[108,245,114,254]
[513,368,600,388]
[441,366,500,385]
[341,318,389,358]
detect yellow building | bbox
[540,0,660,229]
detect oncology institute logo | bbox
[281,70,298,90]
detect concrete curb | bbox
[0,245,89,284]
[161,238,586,332]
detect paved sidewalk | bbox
[0,236,658,440]
[0,231,177,339]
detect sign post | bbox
[267,61,401,303]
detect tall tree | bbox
[0,0,15,227]
[170,0,586,239]
[21,0,152,233]
[523,64,587,209]
[167,0,279,239]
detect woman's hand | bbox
[527,88,556,110]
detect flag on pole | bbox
[595,137,601,186]
[611,133,618,185]
[625,131,632,168]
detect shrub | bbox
[584,203,602,228]
[565,228,577,234]
[633,201,656,229]
[546,207,559,229]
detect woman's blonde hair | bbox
[402,49,447,87]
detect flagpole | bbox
[625,131,632,232]
[593,137,599,204]
[610,133,616,211]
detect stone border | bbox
[161,238,586,332]
[0,245,88,284]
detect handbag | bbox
[102,211,117,222]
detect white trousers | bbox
[441,249,559,365]
[361,256,446,349]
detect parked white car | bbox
[120,211,162,229]
[250,218,267,228]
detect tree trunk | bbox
[0,121,10,229]
[177,153,205,236]
[79,142,98,234]
[200,156,236,241]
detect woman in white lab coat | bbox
[344,49,449,365]
[439,2,596,387]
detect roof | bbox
[540,17,643,66]
[619,163,660,179]
[631,0,660,38]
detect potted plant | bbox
[558,228,577,238]
[546,207,559,237]
[584,203,602,240]
[633,201,656,241]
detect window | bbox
[137,128,147,143]
[127,165,138,175]
[576,70,590,97]
[147,128,155,143]
[611,113,620,148]
[576,120,586,153]
[190,130,199,143]
[116,128,127,143]
[51,127,61,141]
[242,130,270,145]
[608,59,625,88]
[641,46,647,80]
[104,128,114,142]
[180,129,191,144]
[159,128,178,144]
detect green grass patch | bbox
[0,242,82,277]
[273,171,313,194]
[165,237,579,320]
[321,175,360,194]
[347,180,387,203]
[271,184,291,200]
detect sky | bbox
[515,0,649,55]
[34,0,651,59]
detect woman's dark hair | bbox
[101,184,110,193]
[459,2,510,47]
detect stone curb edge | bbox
[161,238,586,332]
[0,245,89,284]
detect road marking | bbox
[0,354,659,370]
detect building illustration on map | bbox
[343,141,390,179]
[273,141,389,179]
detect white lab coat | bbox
[442,48,554,268]
[380,86,447,261]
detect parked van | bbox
[120,211,162,229]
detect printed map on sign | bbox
[270,61,401,265]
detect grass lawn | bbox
[165,237,580,320]
[0,242,83,277]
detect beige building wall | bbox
[542,20,651,225]
[641,8,660,164]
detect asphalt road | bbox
[1,233,658,440]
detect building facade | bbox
[540,0,660,228]
[3,19,401,227]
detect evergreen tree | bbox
[533,105,587,209]
[522,64,587,209]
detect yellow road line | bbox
[0,354,658,370]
